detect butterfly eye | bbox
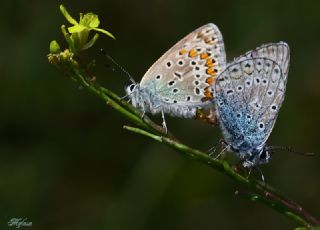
[129,84,136,91]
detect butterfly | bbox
[214,42,290,168]
[125,23,226,131]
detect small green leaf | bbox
[92,27,115,39]
[81,33,100,50]
[49,40,61,54]
[60,5,78,25]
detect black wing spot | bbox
[194,80,199,85]
[155,74,161,80]
[196,74,201,78]
[191,61,197,66]
[227,89,234,94]
[259,122,264,130]
[195,88,200,95]
[173,88,179,93]
[186,96,191,101]
[166,61,172,68]
[174,72,182,79]
[168,80,175,86]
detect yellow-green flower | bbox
[59,4,115,53]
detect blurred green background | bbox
[1,0,320,229]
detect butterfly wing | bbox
[140,23,226,106]
[214,58,287,149]
[235,42,290,83]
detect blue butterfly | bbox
[214,42,290,168]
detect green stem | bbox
[235,190,309,227]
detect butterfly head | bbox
[242,145,272,168]
[125,82,139,95]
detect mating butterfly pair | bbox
[125,23,290,168]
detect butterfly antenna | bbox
[267,145,315,157]
[100,48,136,83]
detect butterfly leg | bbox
[161,109,168,134]
[244,161,266,183]
[254,166,265,184]
[208,138,223,156]
[140,110,146,119]
[120,94,130,101]
[211,140,229,160]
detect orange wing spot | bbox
[206,67,216,75]
[205,37,214,44]
[201,87,213,102]
[206,77,215,85]
[201,97,211,102]
[189,49,198,57]
[206,62,215,67]
[179,49,187,55]
[205,87,211,97]
[200,52,209,59]
[206,58,214,67]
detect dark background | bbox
[1,0,320,229]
